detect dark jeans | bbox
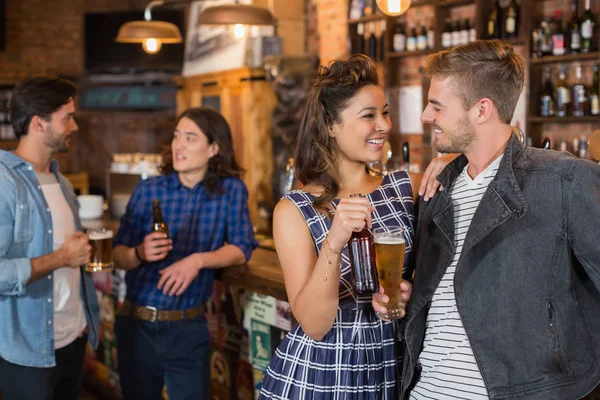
[115,315,210,400]
[0,334,87,400]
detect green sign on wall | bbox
[79,85,177,110]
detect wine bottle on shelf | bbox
[357,23,366,54]
[552,12,566,56]
[555,67,571,117]
[468,19,477,42]
[504,0,519,39]
[532,24,542,58]
[488,1,501,39]
[368,22,378,60]
[393,21,406,52]
[406,24,417,52]
[459,19,469,45]
[540,67,556,117]
[590,64,600,116]
[378,20,386,61]
[451,20,461,47]
[540,20,553,56]
[568,0,581,54]
[571,63,589,117]
[581,0,596,53]
[578,135,589,159]
[427,24,435,49]
[417,23,428,51]
[442,18,453,48]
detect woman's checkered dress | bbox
[260,171,416,400]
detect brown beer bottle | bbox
[347,194,379,294]
[152,199,170,237]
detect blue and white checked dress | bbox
[260,171,416,400]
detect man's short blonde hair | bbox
[424,40,525,124]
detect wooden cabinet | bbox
[176,67,277,226]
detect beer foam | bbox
[89,230,113,240]
[374,237,405,245]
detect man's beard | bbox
[433,115,475,154]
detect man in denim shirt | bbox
[374,40,600,400]
[112,108,257,399]
[0,77,100,399]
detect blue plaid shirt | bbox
[114,172,257,310]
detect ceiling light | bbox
[115,0,276,54]
[375,0,412,16]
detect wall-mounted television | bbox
[84,10,185,74]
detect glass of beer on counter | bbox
[86,228,114,272]
[373,225,406,320]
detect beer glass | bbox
[86,228,114,272]
[373,225,406,320]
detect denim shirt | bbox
[0,150,99,368]
[403,134,600,400]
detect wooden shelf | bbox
[530,52,600,65]
[0,140,18,150]
[436,0,475,8]
[348,14,387,25]
[411,0,436,7]
[529,116,600,124]
[387,49,437,59]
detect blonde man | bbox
[374,40,600,400]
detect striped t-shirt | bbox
[410,155,503,400]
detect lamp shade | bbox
[197,4,275,26]
[115,20,182,44]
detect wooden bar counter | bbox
[221,247,286,301]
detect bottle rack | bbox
[347,0,600,155]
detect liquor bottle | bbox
[552,12,566,56]
[357,23,366,54]
[451,20,461,47]
[590,64,600,116]
[378,20,386,61]
[555,67,571,117]
[559,138,568,152]
[152,200,170,237]
[540,20,553,56]
[568,0,581,54]
[406,24,417,52]
[468,19,477,42]
[571,63,589,117]
[540,67,556,117]
[368,22,378,60]
[578,135,589,159]
[417,23,427,51]
[504,0,520,39]
[581,0,596,53]
[442,18,453,48]
[459,19,469,45]
[488,0,502,39]
[347,195,379,294]
[427,24,435,49]
[532,25,542,58]
[393,21,406,52]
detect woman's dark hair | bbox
[294,54,380,216]
[160,107,243,194]
[10,77,77,139]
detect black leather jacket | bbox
[403,134,600,400]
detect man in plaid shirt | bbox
[112,107,257,400]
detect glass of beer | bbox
[373,225,406,320]
[86,228,114,272]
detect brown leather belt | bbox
[117,299,205,322]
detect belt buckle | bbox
[145,306,158,322]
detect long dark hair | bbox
[160,107,243,194]
[294,54,380,215]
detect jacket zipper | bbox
[547,303,565,372]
